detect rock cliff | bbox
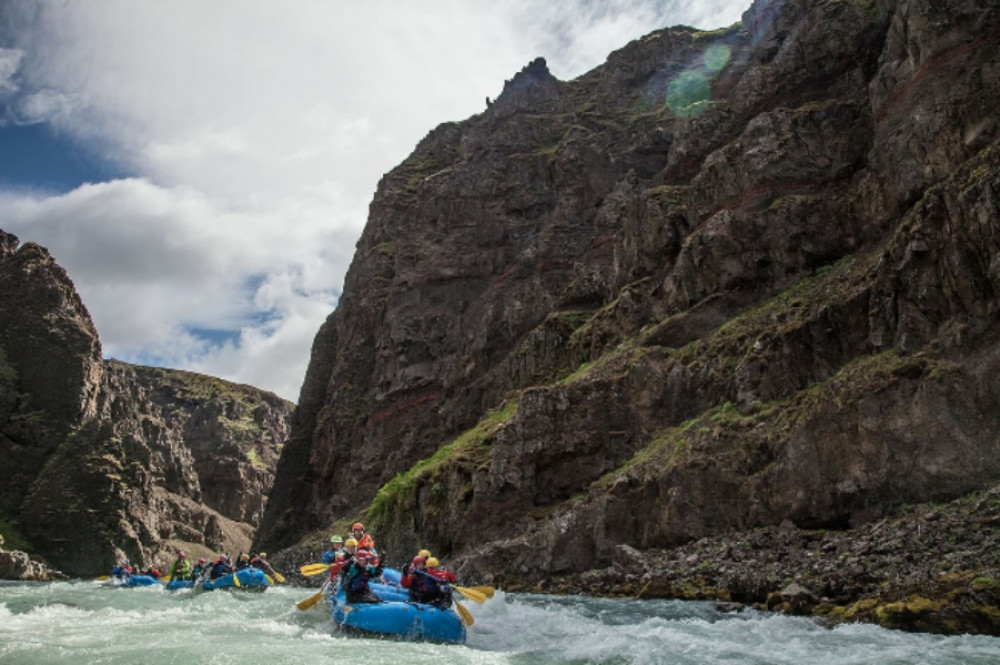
[258,0,1000,630]
[0,231,293,576]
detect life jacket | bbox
[411,569,448,604]
[348,565,369,592]
[427,567,456,583]
[343,557,377,593]
[211,559,231,578]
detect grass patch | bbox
[587,347,954,500]
[0,517,33,553]
[367,399,520,527]
[246,448,265,470]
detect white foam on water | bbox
[464,591,1000,665]
[3,582,1000,664]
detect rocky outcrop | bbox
[530,483,1000,635]
[0,546,65,581]
[0,231,102,522]
[258,0,1000,632]
[0,231,293,576]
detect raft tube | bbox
[104,574,161,588]
[329,574,465,643]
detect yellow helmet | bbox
[344,538,358,547]
[418,549,431,559]
[426,557,439,568]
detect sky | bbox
[0,0,748,402]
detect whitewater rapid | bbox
[1,580,998,664]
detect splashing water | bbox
[1,581,998,664]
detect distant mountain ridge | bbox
[0,230,293,576]
[254,0,1000,618]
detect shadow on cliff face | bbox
[252,0,1000,636]
[0,230,294,577]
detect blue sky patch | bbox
[0,122,126,192]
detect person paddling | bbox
[191,557,208,580]
[351,522,376,554]
[210,555,234,579]
[250,552,277,577]
[425,557,456,584]
[169,551,192,581]
[111,559,133,580]
[330,538,357,582]
[401,555,431,602]
[420,557,457,608]
[322,535,345,564]
[340,545,383,603]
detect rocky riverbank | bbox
[521,485,1000,635]
[0,546,66,581]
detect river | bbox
[2,580,999,664]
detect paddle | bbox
[266,574,275,584]
[454,586,489,603]
[233,570,241,587]
[271,570,286,583]
[160,575,172,583]
[296,579,331,611]
[454,600,475,626]
[97,575,110,581]
[300,563,330,576]
[469,585,496,598]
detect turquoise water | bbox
[2,580,999,664]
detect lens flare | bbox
[666,70,711,118]
[703,44,731,73]
[665,43,732,119]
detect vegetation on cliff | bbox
[216,0,1000,635]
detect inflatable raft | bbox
[195,566,270,592]
[329,568,466,643]
[106,574,161,588]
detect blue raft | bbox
[329,568,466,643]
[164,579,194,591]
[195,566,270,592]
[108,574,160,588]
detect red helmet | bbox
[352,522,364,531]
[411,556,426,566]
[177,551,186,558]
[197,558,207,564]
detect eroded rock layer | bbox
[258,0,1000,630]
[0,231,293,576]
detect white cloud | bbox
[0,0,748,401]
[0,47,22,94]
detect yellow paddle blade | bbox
[233,572,241,587]
[299,563,330,576]
[273,571,287,584]
[97,575,110,581]
[160,575,172,583]
[454,586,487,603]
[470,585,496,598]
[455,601,475,626]
[296,589,325,611]
[266,574,275,584]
